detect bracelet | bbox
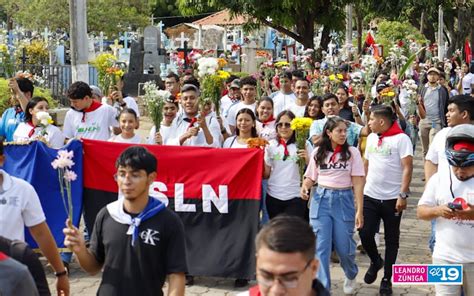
[54,270,68,277]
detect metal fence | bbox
[1,64,99,106]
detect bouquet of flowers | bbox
[143,81,171,131]
[361,55,379,97]
[92,53,121,95]
[402,79,418,115]
[379,87,397,105]
[197,57,227,116]
[36,111,54,137]
[290,117,313,183]
[51,150,77,228]
[247,137,269,149]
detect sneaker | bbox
[379,278,393,295]
[343,277,356,294]
[364,256,384,284]
[375,233,380,247]
[330,250,340,263]
[185,275,194,286]
[234,279,249,288]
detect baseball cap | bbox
[427,67,441,75]
[376,82,389,93]
[90,85,103,98]
[229,79,240,89]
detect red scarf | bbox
[378,121,404,146]
[27,121,36,138]
[249,285,261,296]
[81,100,102,122]
[329,145,342,163]
[261,115,275,128]
[0,252,7,261]
[279,138,289,160]
[187,117,198,129]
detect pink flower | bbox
[63,170,77,182]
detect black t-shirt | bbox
[89,206,188,296]
[0,236,50,296]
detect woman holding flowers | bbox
[336,85,363,125]
[13,96,65,149]
[255,97,277,142]
[300,116,365,292]
[222,108,258,148]
[264,110,311,219]
[147,96,179,145]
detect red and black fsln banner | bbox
[83,139,263,279]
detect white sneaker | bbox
[375,233,381,247]
[343,277,356,294]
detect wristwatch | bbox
[54,270,68,277]
[399,192,409,199]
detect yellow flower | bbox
[217,58,227,68]
[387,91,395,97]
[217,70,230,80]
[48,119,54,125]
[290,117,313,131]
[337,74,343,80]
[0,44,7,53]
[329,74,336,81]
[274,61,290,67]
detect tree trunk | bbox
[295,13,315,49]
[355,7,363,54]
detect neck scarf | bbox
[261,115,275,128]
[279,138,289,160]
[107,197,166,246]
[183,116,198,128]
[329,145,342,163]
[378,121,404,146]
[27,121,36,138]
[81,100,102,122]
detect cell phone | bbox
[448,202,463,211]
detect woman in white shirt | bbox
[13,96,65,149]
[264,110,310,219]
[256,97,277,142]
[109,108,143,144]
[147,96,178,145]
[457,62,474,95]
[222,108,257,148]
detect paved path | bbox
[44,118,435,295]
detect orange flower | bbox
[217,58,227,68]
[246,137,269,149]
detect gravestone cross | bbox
[176,32,190,49]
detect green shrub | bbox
[0,79,56,115]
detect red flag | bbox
[465,39,472,64]
[365,32,375,47]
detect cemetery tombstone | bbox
[143,26,165,75]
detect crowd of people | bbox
[0,55,473,296]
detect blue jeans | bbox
[429,219,436,253]
[309,187,358,289]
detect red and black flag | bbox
[82,139,263,279]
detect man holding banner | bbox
[64,146,187,296]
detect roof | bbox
[164,23,224,36]
[193,9,249,26]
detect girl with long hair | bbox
[222,108,257,148]
[13,96,65,149]
[109,108,143,143]
[264,110,311,219]
[301,116,365,293]
[304,95,324,120]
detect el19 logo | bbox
[427,265,462,284]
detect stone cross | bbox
[157,21,164,35]
[110,39,123,58]
[99,31,104,52]
[123,32,130,52]
[176,32,190,49]
[42,28,49,44]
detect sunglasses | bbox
[276,122,291,128]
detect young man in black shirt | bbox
[64,146,187,296]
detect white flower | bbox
[52,150,75,169]
[36,111,52,126]
[197,57,219,78]
[63,169,77,182]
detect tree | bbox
[177,0,351,50]
[0,0,153,38]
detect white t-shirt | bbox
[63,104,119,140]
[364,132,413,200]
[167,113,221,147]
[272,92,296,117]
[147,125,173,145]
[13,122,65,149]
[425,127,451,174]
[256,120,277,142]
[461,72,474,95]
[222,136,248,148]
[227,101,257,127]
[0,170,45,241]
[418,172,474,263]
[265,139,306,201]
[108,134,143,144]
[288,103,306,118]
